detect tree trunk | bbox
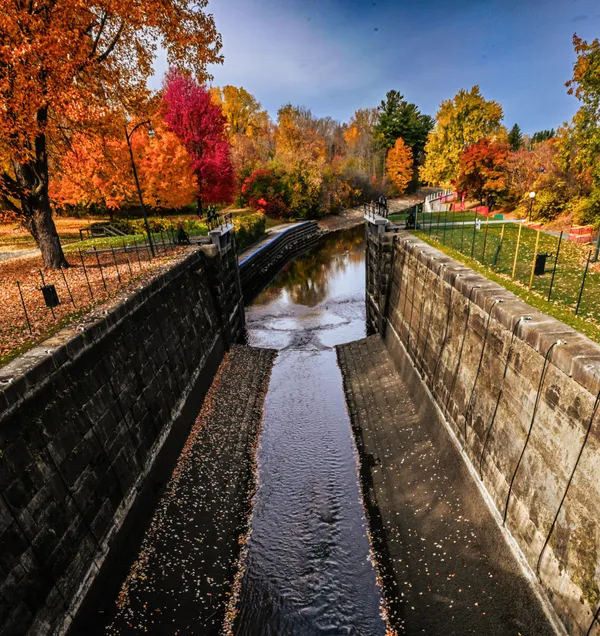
[12,108,69,269]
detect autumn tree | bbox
[508,124,523,151]
[375,90,433,159]
[0,1,222,268]
[211,86,270,138]
[420,86,505,186]
[344,108,383,177]
[274,104,326,218]
[386,138,413,194]
[455,139,509,203]
[566,34,600,213]
[162,70,235,214]
[51,118,197,213]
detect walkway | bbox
[75,345,276,635]
[336,336,558,636]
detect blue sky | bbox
[153,0,600,134]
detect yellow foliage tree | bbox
[386,138,413,194]
[420,86,505,186]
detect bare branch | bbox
[94,21,124,65]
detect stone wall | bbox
[367,224,600,635]
[0,236,243,636]
[239,221,320,302]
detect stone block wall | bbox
[368,226,600,635]
[0,240,242,635]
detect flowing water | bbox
[235,225,387,635]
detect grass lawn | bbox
[416,211,600,343]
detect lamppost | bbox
[125,119,155,257]
[527,191,536,222]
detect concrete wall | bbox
[0,237,243,636]
[367,225,600,635]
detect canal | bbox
[234,225,389,635]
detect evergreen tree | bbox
[375,90,433,161]
[531,129,556,145]
[508,124,523,151]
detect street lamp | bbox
[125,119,155,257]
[527,191,536,222]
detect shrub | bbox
[234,212,266,251]
[241,169,290,217]
[112,216,208,235]
[571,195,600,227]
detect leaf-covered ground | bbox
[0,242,188,366]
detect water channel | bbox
[235,225,388,635]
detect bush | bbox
[112,216,208,235]
[234,212,266,251]
[241,169,290,217]
[571,195,600,227]
[527,187,567,222]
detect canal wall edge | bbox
[367,225,600,636]
[0,240,243,635]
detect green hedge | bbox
[234,212,266,251]
[110,212,265,251]
[112,217,208,234]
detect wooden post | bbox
[529,229,541,289]
[512,223,523,280]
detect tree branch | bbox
[94,21,124,65]
[89,11,108,59]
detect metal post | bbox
[111,246,122,284]
[17,282,33,334]
[460,210,465,252]
[575,250,592,315]
[492,224,505,271]
[125,121,155,257]
[79,249,94,299]
[443,207,448,244]
[133,237,143,270]
[529,229,541,289]
[94,248,107,291]
[512,224,523,279]
[122,241,134,278]
[547,232,563,302]
[436,209,441,239]
[470,212,478,258]
[482,215,490,263]
[60,267,76,307]
[594,226,600,263]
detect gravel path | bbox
[336,335,557,636]
[100,344,276,635]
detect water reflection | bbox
[236,226,387,636]
[253,225,366,309]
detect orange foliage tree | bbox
[386,138,413,194]
[51,119,197,212]
[455,138,510,203]
[0,2,222,267]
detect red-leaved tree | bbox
[455,138,510,203]
[162,70,235,213]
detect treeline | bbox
[419,35,600,227]
[45,87,433,221]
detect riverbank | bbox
[337,335,558,636]
[70,345,276,635]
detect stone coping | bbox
[238,221,315,268]
[0,246,214,414]
[394,231,600,398]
